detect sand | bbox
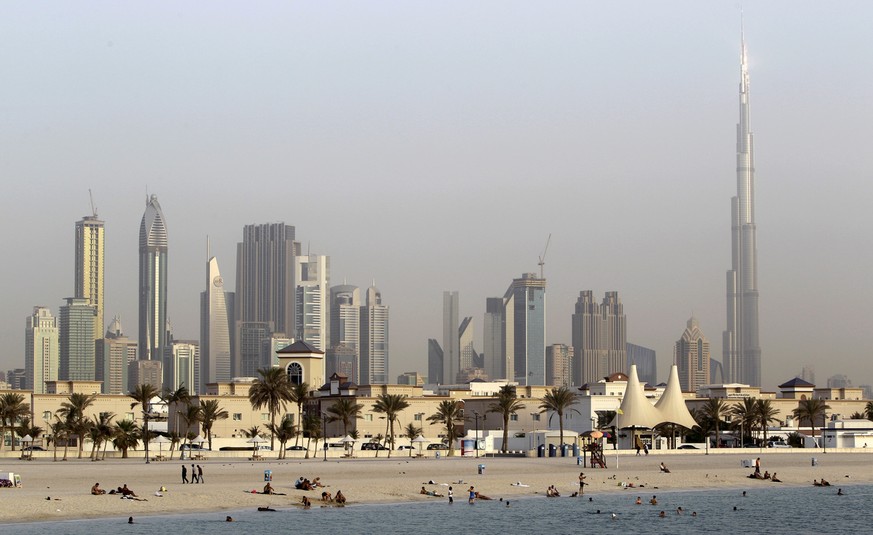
[0,449,869,524]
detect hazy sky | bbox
[2,2,872,390]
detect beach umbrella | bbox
[590,431,603,440]
[152,435,171,457]
[341,435,356,456]
[412,434,428,457]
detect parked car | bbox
[328,442,345,448]
[397,445,415,450]
[180,444,209,451]
[361,443,388,451]
[286,445,307,451]
[677,444,699,450]
[767,441,791,448]
[23,446,45,451]
[426,443,448,450]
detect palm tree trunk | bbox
[503,414,509,453]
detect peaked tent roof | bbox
[653,365,698,429]
[608,364,660,429]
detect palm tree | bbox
[86,412,115,460]
[15,418,43,457]
[865,401,873,421]
[163,384,190,458]
[849,411,865,420]
[268,418,296,459]
[403,422,422,457]
[691,407,715,446]
[112,419,141,458]
[372,394,410,457]
[755,399,780,444]
[487,385,526,453]
[0,393,30,451]
[179,403,202,450]
[303,413,322,459]
[730,397,759,446]
[128,383,161,460]
[247,367,293,451]
[242,425,262,438]
[199,399,228,451]
[427,400,464,457]
[326,398,364,437]
[289,382,310,447]
[701,398,729,448]
[793,398,831,444]
[538,386,579,447]
[48,416,68,462]
[56,392,97,458]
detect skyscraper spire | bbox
[723,24,761,387]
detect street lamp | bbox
[143,411,150,464]
[531,412,538,451]
[323,413,328,462]
[472,411,480,458]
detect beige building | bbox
[675,316,710,392]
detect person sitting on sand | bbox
[813,480,822,487]
[120,484,137,497]
[771,473,782,483]
[659,462,670,473]
[335,490,346,504]
[321,491,333,502]
[295,477,305,489]
[301,479,315,491]
[301,496,311,508]
[264,482,275,495]
[763,471,771,480]
[420,486,444,497]
[312,477,324,487]
[91,483,106,495]
[821,479,831,487]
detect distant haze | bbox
[2,2,872,390]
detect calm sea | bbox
[2,484,868,534]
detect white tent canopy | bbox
[653,365,698,430]
[608,364,660,428]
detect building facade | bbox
[504,273,546,386]
[200,256,233,388]
[427,339,443,385]
[675,316,710,392]
[97,316,137,394]
[59,297,96,381]
[442,291,459,386]
[627,342,657,386]
[74,214,105,339]
[138,195,168,379]
[572,291,627,386]
[360,285,388,385]
[723,32,762,387]
[546,343,573,387]
[294,254,330,350]
[483,297,505,381]
[25,306,58,393]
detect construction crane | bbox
[88,189,98,217]
[538,233,551,279]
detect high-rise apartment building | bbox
[627,342,657,386]
[326,343,358,383]
[427,339,443,385]
[546,343,573,387]
[675,316,710,392]
[483,297,505,381]
[442,291,459,386]
[25,306,58,393]
[504,273,546,386]
[236,322,273,378]
[235,223,299,353]
[97,316,137,394]
[200,256,233,388]
[294,254,330,350]
[329,284,360,372]
[138,195,168,371]
[75,214,105,339]
[168,340,199,394]
[723,31,762,387]
[458,317,475,372]
[59,297,96,381]
[360,285,388,384]
[572,291,627,386]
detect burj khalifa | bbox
[723,28,762,387]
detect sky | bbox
[1,1,871,391]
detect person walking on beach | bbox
[191,464,199,484]
[468,486,476,504]
[448,486,454,504]
[197,465,204,483]
[182,465,188,484]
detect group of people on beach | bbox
[181,464,204,484]
[294,476,322,491]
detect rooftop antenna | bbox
[88,189,98,217]
[537,233,552,279]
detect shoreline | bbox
[0,450,869,524]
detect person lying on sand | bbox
[474,492,492,500]
[510,482,529,487]
[420,486,444,497]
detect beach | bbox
[0,449,870,524]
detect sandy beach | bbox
[0,449,870,524]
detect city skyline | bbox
[3,3,872,390]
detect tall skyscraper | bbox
[168,340,199,394]
[546,343,573,387]
[427,339,443,385]
[675,316,710,392]
[75,214,105,339]
[572,291,627,386]
[329,284,360,364]
[97,316,137,394]
[200,256,233,389]
[504,273,546,386]
[723,29,762,387]
[458,317,475,373]
[59,297,96,381]
[138,195,168,370]
[360,284,389,384]
[294,254,330,350]
[483,297,505,380]
[235,223,299,343]
[236,322,272,378]
[441,291,459,386]
[25,306,58,393]
[627,342,657,386]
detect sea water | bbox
[2,484,869,535]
